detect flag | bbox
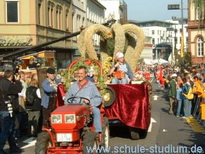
[180,33,184,58]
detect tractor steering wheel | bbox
[67,96,90,105]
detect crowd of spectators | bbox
[154,64,205,119]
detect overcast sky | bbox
[124,0,188,21]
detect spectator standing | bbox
[168,74,177,115]
[192,76,203,117]
[182,76,193,118]
[41,68,61,127]
[25,79,41,137]
[176,83,184,117]
[0,70,23,154]
[15,71,28,138]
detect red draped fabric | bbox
[56,84,66,107]
[105,84,151,130]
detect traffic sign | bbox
[168,4,180,10]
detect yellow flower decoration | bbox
[106,56,113,61]
[106,32,112,38]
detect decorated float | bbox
[59,23,152,140]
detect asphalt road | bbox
[3,81,205,154]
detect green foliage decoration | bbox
[61,59,108,96]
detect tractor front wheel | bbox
[102,117,110,147]
[35,131,52,154]
[83,131,97,154]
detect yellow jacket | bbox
[192,81,203,97]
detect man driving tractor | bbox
[64,66,103,142]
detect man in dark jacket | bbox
[0,70,23,154]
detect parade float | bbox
[64,23,152,140]
[34,22,152,154]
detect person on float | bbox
[64,66,102,143]
[109,52,137,84]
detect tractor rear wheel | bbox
[35,131,52,154]
[83,131,97,154]
[140,129,148,139]
[129,127,140,140]
[129,127,148,140]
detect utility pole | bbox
[180,0,185,71]
[168,0,185,70]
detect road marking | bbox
[21,137,36,149]
[153,95,159,101]
[148,117,157,132]
[186,117,205,133]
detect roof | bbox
[129,20,175,27]
[154,43,172,49]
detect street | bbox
[3,81,205,154]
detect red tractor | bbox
[35,60,109,154]
[35,103,109,154]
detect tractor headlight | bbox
[65,114,76,123]
[51,114,62,124]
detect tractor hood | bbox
[52,104,89,115]
[51,104,90,131]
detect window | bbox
[6,0,19,23]
[197,37,204,57]
[48,7,50,26]
[56,9,58,28]
[196,6,200,20]
[152,30,155,35]
[66,9,69,30]
[59,10,61,29]
[56,6,62,29]
[51,8,54,27]
[38,3,41,24]
[48,2,54,27]
[175,38,178,44]
[152,38,155,44]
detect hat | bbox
[171,73,177,78]
[46,68,55,74]
[115,52,124,59]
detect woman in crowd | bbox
[182,76,193,118]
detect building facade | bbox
[131,20,188,61]
[72,0,86,33]
[0,0,73,68]
[187,0,205,64]
[166,19,188,52]
[98,0,127,23]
